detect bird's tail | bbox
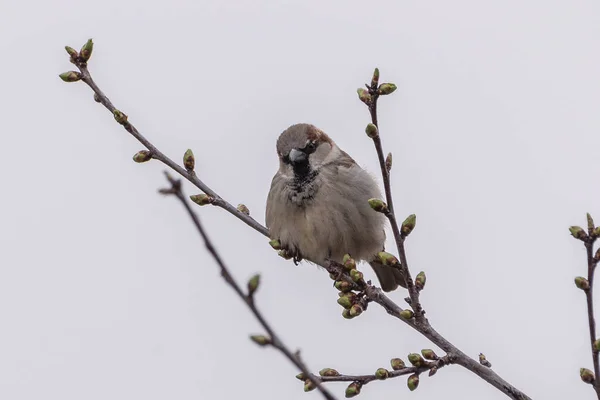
[369,260,407,292]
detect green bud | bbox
[371,68,380,87]
[249,335,271,346]
[365,123,378,139]
[377,252,400,267]
[268,239,281,250]
[581,368,595,384]
[401,214,417,236]
[349,304,363,317]
[575,276,590,290]
[342,309,354,319]
[304,379,316,392]
[337,295,354,309]
[59,71,81,82]
[378,83,397,95]
[594,339,600,351]
[385,152,392,172]
[319,368,340,377]
[357,88,371,105]
[345,382,361,398]
[594,226,600,238]
[407,374,419,391]
[247,274,260,296]
[595,248,600,262]
[375,368,389,380]
[237,204,250,215]
[132,150,152,163]
[295,372,306,381]
[408,353,424,367]
[588,213,595,231]
[342,254,356,270]
[350,269,363,283]
[400,309,414,320]
[368,198,388,213]
[113,110,128,125]
[421,349,438,360]
[479,353,492,368]
[569,226,587,240]
[183,149,195,171]
[189,193,214,206]
[80,38,94,62]
[64,46,78,58]
[390,358,405,370]
[415,271,426,290]
[335,280,354,293]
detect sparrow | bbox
[266,123,406,291]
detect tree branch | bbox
[158,172,338,400]
[586,237,600,398]
[363,74,422,317]
[572,217,600,398]
[66,52,268,237]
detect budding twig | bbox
[360,69,423,317]
[62,42,268,237]
[355,68,531,400]
[159,173,337,400]
[572,214,600,398]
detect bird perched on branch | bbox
[266,123,406,291]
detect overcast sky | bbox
[2,1,600,399]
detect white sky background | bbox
[2,1,600,399]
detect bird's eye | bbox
[282,154,290,164]
[304,141,317,153]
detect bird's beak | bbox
[289,148,308,165]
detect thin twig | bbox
[587,245,600,398]
[363,285,531,399]
[159,173,337,400]
[356,71,531,399]
[318,355,452,385]
[583,218,600,399]
[365,80,422,317]
[73,60,268,237]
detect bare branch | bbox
[159,172,338,400]
[66,50,268,237]
[362,71,422,316]
[571,216,600,398]
[320,260,531,399]
[318,354,452,386]
[354,69,532,399]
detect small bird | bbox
[266,123,406,291]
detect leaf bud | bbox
[249,335,271,346]
[390,358,405,370]
[247,274,260,296]
[183,149,195,171]
[375,368,389,380]
[407,374,419,391]
[378,83,397,95]
[189,193,214,206]
[59,71,81,82]
[132,150,152,163]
